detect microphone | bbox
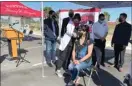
[9,21,19,27]
[9,24,11,26]
[13,21,19,25]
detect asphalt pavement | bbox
[0,35,131,86]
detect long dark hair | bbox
[73,13,81,21]
[78,25,90,40]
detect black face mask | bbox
[77,32,83,39]
[69,13,74,18]
[52,15,56,19]
[119,18,123,22]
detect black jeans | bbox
[114,44,126,68]
[94,39,106,64]
[92,48,96,65]
[55,44,73,71]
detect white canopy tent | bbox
[71,1,132,8]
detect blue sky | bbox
[22,2,131,21]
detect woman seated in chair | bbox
[68,25,94,86]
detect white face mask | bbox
[99,20,104,24]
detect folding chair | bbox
[79,47,102,86]
[80,62,102,86]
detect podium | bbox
[2,28,24,58]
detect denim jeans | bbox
[45,40,56,63]
[68,59,92,81]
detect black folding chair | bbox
[80,62,102,86]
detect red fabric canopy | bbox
[0,1,42,18]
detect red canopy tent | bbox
[0,1,42,18]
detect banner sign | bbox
[59,8,101,39]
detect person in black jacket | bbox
[44,10,59,67]
[61,9,74,37]
[111,13,131,72]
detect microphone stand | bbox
[9,23,30,67]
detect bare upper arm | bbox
[72,43,75,53]
[87,43,94,55]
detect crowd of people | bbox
[44,9,131,86]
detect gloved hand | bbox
[111,42,114,47]
[73,32,77,38]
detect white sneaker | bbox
[55,70,63,78]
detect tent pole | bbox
[8,15,10,27]
[41,1,46,78]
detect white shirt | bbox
[93,21,108,39]
[59,20,75,51]
[88,24,94,40]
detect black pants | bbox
[92,48,96,65]
[94,39,106,64]
[114,44,126,68]
[55,44,73,71]
[62,49,72,70]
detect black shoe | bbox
[52,60,56,66]
[47,63,53,67]
[114,65,118,69]
[64,70,71,76]
[114,65,117,68]
[67,81,74,86]
[97,65,100,69]
[101,63,105,67]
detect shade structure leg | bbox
[41,1,46,78]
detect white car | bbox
[22,24,33,36]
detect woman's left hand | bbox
[75,60,80,65]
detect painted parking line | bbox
[25,46,42,50]
[32,62,47,67]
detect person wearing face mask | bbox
[60,10,76,71]
[67,25,94,86]
[60,10,74,71]
[44,10,59,67]
[61,9,74,38]
[111,13,131,72]
[92,14,108,68]
[55,13,81,78]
